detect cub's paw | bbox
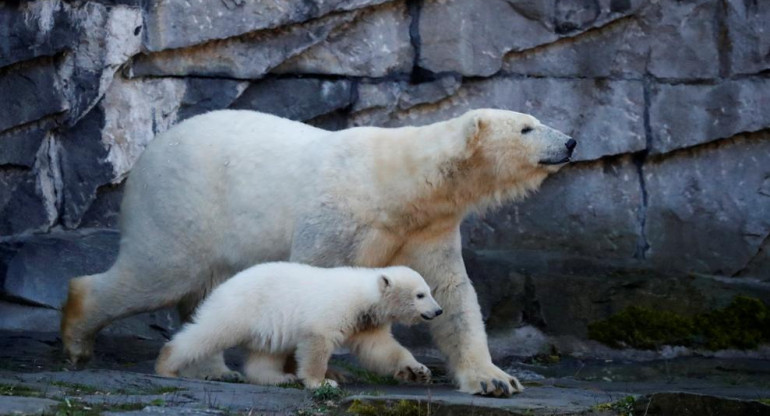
[456,364,523,397]
[394,362,432,384]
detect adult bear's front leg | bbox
[398,230,524,397]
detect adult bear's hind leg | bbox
[61,255,188,365]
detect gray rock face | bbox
[176,79,247,122]
[351,76,461,125]
[0,168,53,237]
[131,12,357,79]
[142,0,391,52]
[464,249,770,339]
[0,58,67,133]
[99,76,186,182]
[418,0,644,76]
[642,0,719,80]
[735,236,770,279]
[78,183,124,229]
[725,0,770,75]
[0,124,49,168]
[0,0,72,68]
[461,249,527,330]
[273,1,413,77]
[377,77,645,162]
[0,396,59,416]
[638,392,770,416]
[649,78,770,154]
[503,18,649,77]
[463,157,643,260]
[55,2,143,127]
[4,230,119,308]
[58,108,115,229]
[230,78,352,121]
[0,301,60,332]
[643,133,770,275]
[504,0,720,80]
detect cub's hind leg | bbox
[244,351,297,385]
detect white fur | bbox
[155,262,439,388]
[62,109,573,397]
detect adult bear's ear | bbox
[378,275,391,292]
[464,113,484,149]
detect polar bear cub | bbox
[155,262,442,389]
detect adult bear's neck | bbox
[342,117,500,231]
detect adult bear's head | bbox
[448,108,576,208]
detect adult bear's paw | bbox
[394,362,432,384]
[456,363,524,397]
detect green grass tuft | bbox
[331,359,398,385]
[311,383,346,402]
[592,396,636,416]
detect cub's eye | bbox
[416,293,425,299]
[521,126,533,134]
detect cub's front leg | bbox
[295,335,338,389]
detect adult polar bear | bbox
[62,108,575,397]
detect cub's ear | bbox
[378,275,391,292]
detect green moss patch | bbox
[53,399,147,416]
[347,399,427,416]
[49,381,185,396]
[589,296,770,350]
[330,359,398,386]
[0,383,44,398]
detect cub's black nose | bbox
[565,138,577,152]
[435,309,443,317]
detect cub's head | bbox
[377,266,442,325]
[452,108,576,203]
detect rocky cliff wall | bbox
[1,0,768,349]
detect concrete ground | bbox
[1,331,769,415]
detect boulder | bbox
[4,230,119,308]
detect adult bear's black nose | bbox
[434,309,443,317]
[565,138,577,155]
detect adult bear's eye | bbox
[416,293,425,299]
[521,126,533,134]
